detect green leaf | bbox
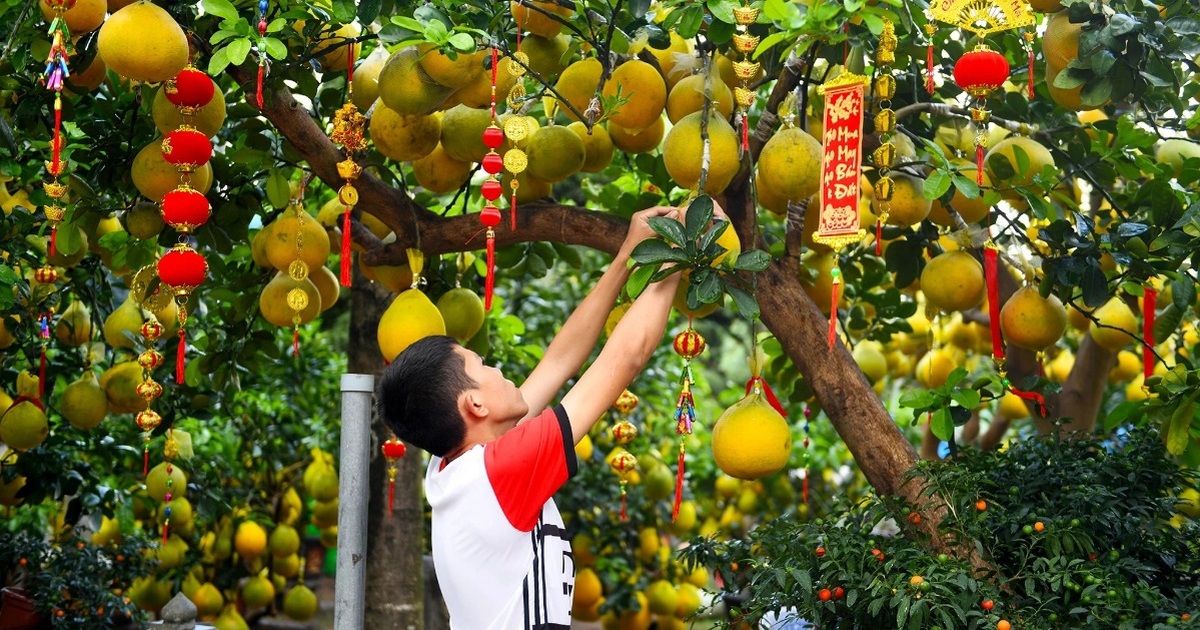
[930,408,955,442]
[924,170,951,200]
[726,283,760,320]
[207,46,231,75]
[945,366,968,388]
[951,389,981,409]
[647,217,687,246]
[448,33,475,52]
[1165,398,1195,456]
[56,223,83,256]
[696,270,722,304]
[226,37,253,66]
[1172,277,1195,312]
[265,169,291,209]
[1154,303,1183,342]
[1103,400,1142,431]
[734,249,770,272]
[630,239,688,265]
[899,389,937,409]
[262,37,287,61]
[685,196,714,241]
[625,263,655,299]
[951,175,980,199]
[200,0,240,21]
[391,16,425,31]
[356,0,382,25]
[0,264,17,285]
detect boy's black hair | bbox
[376,336,477,457]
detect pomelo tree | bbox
[1,0,1199,627]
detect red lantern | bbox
[161,127,213,172]
[382,437,407,517]
[481,152,503,175]
[157,244,208,296]
[673,329,707,359]
[953,46,1010,99]
[481,179,503,201]
[160,186,211,233]
[165,67,215,111]
[382,438,407,460]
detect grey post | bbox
[334,373,375,630]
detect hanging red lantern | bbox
[953,46,1010,98]
[382,437,407,517]
[165,67,215,111]
[161,127,213,172]
[157,244,208,296]
[160,186,211,233]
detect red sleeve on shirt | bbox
[483,405,577,532]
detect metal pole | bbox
[334,373,374,630]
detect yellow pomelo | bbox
[104,296,148,348]
[984,136,1055,203]
[1000,286,1067,352]
[663,111,740,194]
[646,579,678,615]
[554,58,603,122]
[153,85,227,138]
[309,264,340,313]
[190,582,224,620]
[800,250,837,315]
[370,105,441,162]
[617,592,653,630]
[1155,139,1200,179]
[241,575,275,610]
[649,32,692,90]
[40,0,106,33]
[313,23,361,72]
[711,392,792,480]
[1042,12,1081,71]
[130,577,172,614]
[417,43,485,89]
[915,347,957,388]
[311,498,339,528]
[757,126,822,204]
[351,47,389,111]
[272,553,301,578]
[569,122,615,172]
[921,251,985,313]
[214,604,250,630]
[1067,304,1090,331]
[259,272,322,327]
[124,200,166,239]
[928,167,990,225]
[642,463,674,501]
[998,391,1031,419]
[439,104,492,163]
[574,567,603,608]
[716,52,763,91]
[527,124,587,182]
[0,455,25,507]
[666,72,734,123]
[1109,350,1141,384]
[161,496,194,537]
[608,116,665,154]
[0,401,48,451]
[1177,487,1200,519]
[713,222,740,267]
[55,299,94,346]
[97,1,188,83]
[132,139,213,201]
[500,169,554,203]
[933,119,978,157]
[264,208,331,272]
[853,340,888,383]
[61,371,107,430]
[41,224,87,267]
[669,499,697,535]
[523,34,570,79]
[0,316,16,349]
[157,534,189,570]
[878,173,932,227]
[437,287,485,342]
[361,261,415,293]
[378,47,455,116]
[603,60,667,132]
[454,53,519,109]
[378,289,447,362]
[1089,297,1137,351]
[268,523,300,558]
[604,301,631,337]
[235,521,268,560]
[101,360,149,414]
[673,270,721,319]
[66,53,107,93]
[676,582,702,616]
[283,585,318,621]
[145,461,187,501]
[512,0,572,38]
[1046,349,1074,383]
[1046,65,1107,112]
[1029,0,1063,11]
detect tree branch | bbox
[893,101,1037,135]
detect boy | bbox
[377,204,699,628]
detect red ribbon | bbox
[875,222,882,256]
[162,519,169,544]
[984,248,1004,361]
[340,209,352,287]
[620,486,628,522]
[745,376,787,418]
[1144,287,1157,380]
[293,326,300,358]
[347,44,355,81]
[1010,386,1047,417]
[828,274,842,348]
[52,98,62,174]
[510,192,517,233]
[926,44,935,94]
[143,448,149,477]
[9,395,45,412]
[741,114,750,153]
[256,63,265,109]
[976,143,985,186]
[49,226,57,258]
[484,229,496,310]
[671,444,685,522]
[176,327,187,385]
[387,479,395,517]
[1027,47,1035,99]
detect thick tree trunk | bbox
[1040,334,1116,435]
[347,276,425,629]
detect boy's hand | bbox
[618,206,679,258]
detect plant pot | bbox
[0,588,47,630]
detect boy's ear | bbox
[461,390,489,421]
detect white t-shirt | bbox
[425,405,579,629]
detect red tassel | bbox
[976,143,985,186]
[802,471,809,504]
[741,114,750,152]
[38,346,46,400]
[340,209,352,287]
[1009,386,1047,417]
[143,448,149,477]
[510,196,517,232]
[293,326,300,358]
[347,44,355,82]
[827,273,842,348]
[49,226,57,258]
[875,222,882,256]
[984,247,1004,360]
[745,377,787,418]
[176,327,186,384]
[926,44,935,94]
[671,444,685,522]
[484,229,496,311]
[387,479,395,517]
[489,48,499,119]
[1027,47,1035,99]
[162,520,169,544]
[620,486,628,522]
[256,63,265,109]
[1143,287,1157,380]
[52,96,62,173]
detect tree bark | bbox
[347,274,425,629]
[1039,334,1116,435]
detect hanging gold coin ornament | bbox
[670,327,705,522]
[287,192,310,358]
[40,0,73,268]
[329,53,368,287]
[479,46,508,311]
[731,3,760,154]
[136,318,166,476]
[870,20,899,256]
[382,436,407,517]
[502,52,530,232]
[609,391,639,522]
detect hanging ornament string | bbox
[1023,31,1035,99]
[37,310,53,400]
[136,318,165,476]
[382,437,406,517]
[671,327,705,522]
[255,0,269,108]
[1143,281,1158,382]
[802,407,811,504]
[870,21,899,256]
[924,14,937,95]
[983,244,1047,416]
[328,32,367,288]
[41,1,74,266]
[501,52,529,233]
[610,391,639,522]
[731,3,760,154]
